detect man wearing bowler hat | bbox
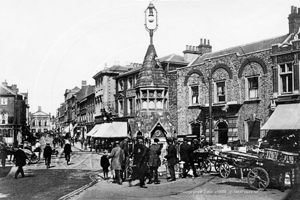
[148,138,161,184]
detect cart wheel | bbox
[247,167,270,190]
[219,162,230,178]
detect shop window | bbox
[279,63,293,94]
[1,112,8,124]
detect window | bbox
[128,77,133,89]
[248,120,260,140]
[39,120,41,126]
[118,80,124,91]
[32,121,35,126]
[99,77,103,87]
[189,85,199,105]
[1,112,8,124]
[44,121,47,126]
[118,100,124,116]
[0,98,8,105]
[127,98,134,115]
[280,63,293,94]
[247,77,259,99]
[216,82,226,102]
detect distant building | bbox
[29,106,51,137]
[0,81,30,146]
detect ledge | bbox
[243,99,261,104]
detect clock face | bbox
[155,130,162,137]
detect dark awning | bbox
[261,103,300,130]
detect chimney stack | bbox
[38,106,41,112]
[288,6,300,33]
[82,80,87,88]
[183,38,212,62]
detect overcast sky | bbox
[0,0,299,115]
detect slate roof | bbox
[0,84,16,95]
[114,66,142,79]
[190,34,289,66]
[158,54,188,64]
[93,65,133,79]
[136,44,168,88]
[76,85,95,102]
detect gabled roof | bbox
[0,84,16,96]
[158,54,188,64]
[190,34,289,66]
[31,110,49,116]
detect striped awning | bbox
[261,103,300,130]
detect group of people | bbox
[100,135,207,189]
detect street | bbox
[0,142,296,200]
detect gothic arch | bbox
[211,64,233,79]
[183,69,204,86]
[238,57,267,78]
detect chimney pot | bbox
[298,8,300,13]
[292,6,294,13]
[204,39,206,45]
[186,45,188,50]
[200,38,203,45]
[208,39,210,45]
[294,7,297,13]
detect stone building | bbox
[30,106,51,137]
[176,6,300,144]
[0,81,29,146]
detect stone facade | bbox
[177,41,285,144]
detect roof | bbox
[158,54,188,64]
[136,44,168,88]
[0,84,16,96]
[114,66,142,79]
[190,34,289,66]
[31,110,50,116]
[93,65,133,79]
[76,85,95,102]
[261,103,300,130]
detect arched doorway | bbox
[217,121,228,144]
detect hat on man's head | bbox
[115,141,120,144]
[154,138,159,143]
[167,137,173,142]
[136,135,144,140]
[183,137,188,141]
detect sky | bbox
[0,0,299,116]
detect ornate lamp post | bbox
[144,2,158,45]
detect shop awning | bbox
[86,124,101,137]
[91,122,128,138]
[261,103,300,130]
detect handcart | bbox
[214,149,299,191]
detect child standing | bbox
[100,150,110,180]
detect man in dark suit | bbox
[165,137,177,182]
[131,136,149,188]
[148,138,161,184]
[180,138,198,178]
[14,146,27,179]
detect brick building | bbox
[0,81,29,146]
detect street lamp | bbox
[208,61,213,146]
[144,2,158,45]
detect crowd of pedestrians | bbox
[99,135,207,189]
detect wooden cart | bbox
[212,149,299,191]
